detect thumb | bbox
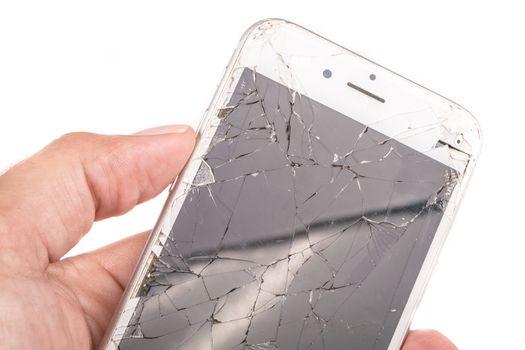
[0,125,195,270]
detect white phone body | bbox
[101,19,481,350]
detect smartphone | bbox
[101,19,481,350]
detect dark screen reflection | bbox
[117,69,457,350]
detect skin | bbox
[0,125,458,350]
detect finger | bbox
[0,125,195,270]
[46,231,149,346]
[402,329,458,350]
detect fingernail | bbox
[134,125,191,135]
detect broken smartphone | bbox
[101,19,481,350]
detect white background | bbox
[0,1,523,349]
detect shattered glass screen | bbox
[115,68,458,350]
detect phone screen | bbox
[115,68,457,350]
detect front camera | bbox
[323,69,332,79]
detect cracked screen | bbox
[113,68,458,350]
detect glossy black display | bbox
[116,69,457,350]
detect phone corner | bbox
[450,101,483,160]
[239,18,297,42]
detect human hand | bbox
[0,126,457,350]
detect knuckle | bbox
[55,132,94,147]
